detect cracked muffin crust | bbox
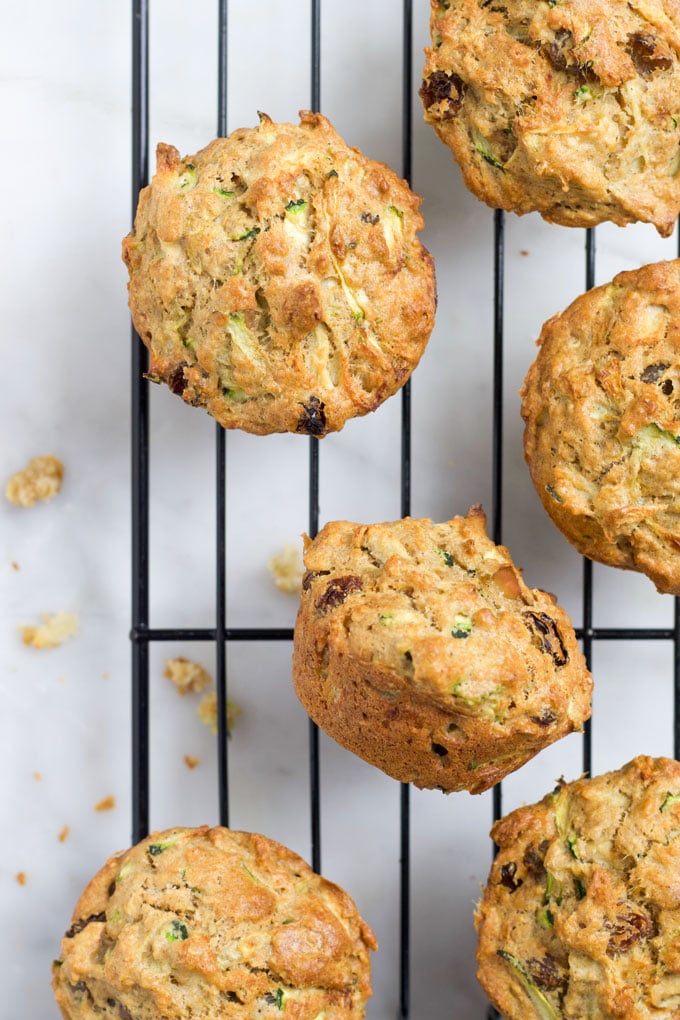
[420,0,680,235]
[521,259,680,595]
[122,112,436,436]
[292,508,591,794]
[52,826,376,1020]
[476,756,680,1020]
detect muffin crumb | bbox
[197,691,241,736]
[269,543,304,593]
[5,454,63,507]
[94,796,115,813]
[164,657,211,696]
[20,612,79,649]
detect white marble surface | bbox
[2,2,678,1017]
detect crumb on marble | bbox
[268,543,304,593]
[94,795,116,813]
[164,657,211,696]
[183,754,200,770]
[519,249,530,256]
[20,611,79,649]
[5,454,64,507]
[11,561,20,571]
[33,772,42,781]
[197,690,241,736]
[58,825,70,843]
[16,872,27,886]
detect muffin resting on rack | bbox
[420,0,680,235]
[521,259,680,596]
[52,826,376,1020]
[122,111,436,436]
[476,756,680,1020]
[292,507,592,794]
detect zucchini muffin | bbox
[52,826,376,1020]
[476,756,680,1020]
[521,259,680,595]
[292,507,591,794]
[420,0,680,235]
[122,112,436,436]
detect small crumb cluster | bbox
[163,657,241,759]
[197,689,241,736]
[164,657,211,695]
[20,611,79,650]
[94,796,116,813]
[5,454,63,507]
[269,543,304,593]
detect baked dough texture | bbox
[420,0,680,235]
[521,259,680,595]
[5,453,63,507]
[122,112,436,436]
[476,756,680,1020]
[292,508,591,794]
[52,826,376,1020]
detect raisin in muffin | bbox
[122,112,436,436]
[476,756,680,1019]
[521,259,680,596]
[292,507,591,794]
[52,826,376,1020]
[420,0,680,235]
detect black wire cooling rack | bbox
[128,3,680,1017]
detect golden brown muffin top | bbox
[421,0,680,234]
[53,826,376,1020]
[123,112,435,436]
[295,507,591,793]
[476,756,680,1020]
[521,259,680,595]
